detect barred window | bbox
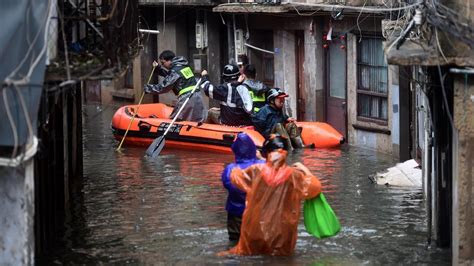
[357,36,388,121]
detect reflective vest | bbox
[172,65,197,96]
[248,90,266,113]
[203,82,253,126]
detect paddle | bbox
[145,77,202,158]
[116,66,156,151]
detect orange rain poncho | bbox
[223,151,322,256]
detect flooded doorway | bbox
[326,33,347,139]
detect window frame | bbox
[356,34,389,125]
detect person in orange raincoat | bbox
[220,134,322,256]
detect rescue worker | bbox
[237,54,249,74]
[252,88,306,149]
[143,50,207,122]
[220,134,322,256]
[200,64,253,127]
[240,64,269,113]
[221,133,264,242]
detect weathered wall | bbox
[452,74,474,265]
[274,30,297,117]
[156,19,181,106]
[0,165,35,265]
[303,18,324,121]
[206,14,223,87]
[347,32,393,153]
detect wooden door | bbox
[326,35,347,139]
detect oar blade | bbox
[145,136,166,158]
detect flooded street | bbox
[50,104,450,264]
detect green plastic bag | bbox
[303,193,341,239]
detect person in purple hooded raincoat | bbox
[221,133,264,242]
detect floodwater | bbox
[49,104,450,264]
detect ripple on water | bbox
[48,104,450,265]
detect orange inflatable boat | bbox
[111,103,344,153]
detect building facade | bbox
[131,0,406,157]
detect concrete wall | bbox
[155,19,182,106]
[270,17,321,119]
[452,74,474,265]
[274,29,297,117]
[0,164,35,265]
[304,18,324,121]
[347,32,393,153]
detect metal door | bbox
[326,35,347,139]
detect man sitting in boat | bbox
[143,50,207,122]
[240,64,269,114]
[252,88,306,150]
[200,64,253,127]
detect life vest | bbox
[171,65,197,96]
[242,82,267,113]
[248,90,266,113]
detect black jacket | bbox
[145,56,197,96]
[251,104,288,139]
[201,77,253,126]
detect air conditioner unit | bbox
[234,29,246,55]
[196,23,204,49]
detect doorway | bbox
[325,34,347,139]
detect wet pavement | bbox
[48,104,450,264]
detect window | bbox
[357,36,388,121]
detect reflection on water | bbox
[49,105,450,264]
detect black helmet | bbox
[266,87,288,102]
[262,134,289,157]
[222,64,240,81]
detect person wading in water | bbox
[219,134,322,256]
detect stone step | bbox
[111,88,135,101]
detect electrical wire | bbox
[285,1,423,12]
[4,0,52,85]
[436,65,455,135]
[356,0,368,42]
[115,0,130,28]
[14,84,37,165]
[386,18,414,54]
[58,2,71,81]
[2,87,19,160]
[434,29,448,63]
